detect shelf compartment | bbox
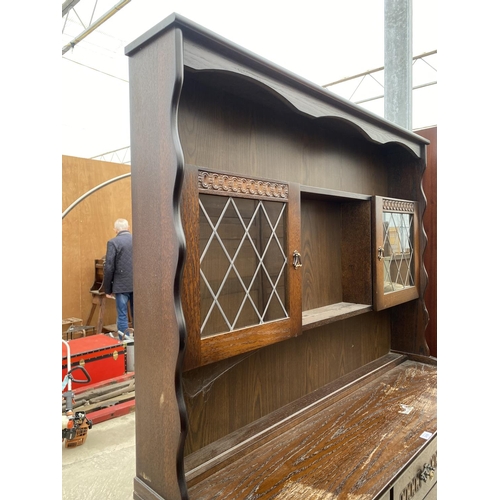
[300,191,372,316]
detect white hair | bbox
[114,218,129,231]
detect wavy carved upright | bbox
[127,26,188,500]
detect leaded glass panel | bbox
[382,210,415,293]
[199,193,288,338]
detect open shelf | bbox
[300,185,371,201]
[300,190,372,322]
[302,302,373,331]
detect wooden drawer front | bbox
[393,436,437,500]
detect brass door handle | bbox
[419,463,435,482]
[377,246,384,260]
[292,250,302,269]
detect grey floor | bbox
[62,411,136,500]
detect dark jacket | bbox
[103,230,133,294]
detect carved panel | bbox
[198,170,289,200]
[393,436,437,500]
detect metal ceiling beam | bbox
[62,0,82,17]
[322,50,437,88]
[353,80,437,105]
[62,0,132,55]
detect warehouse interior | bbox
[5,1,498,499]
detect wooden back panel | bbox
[183,311,391,455]
[178,74,406,454]
[178,73,390,194]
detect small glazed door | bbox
[373,196,420,311]
[182,166,302,370]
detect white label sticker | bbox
[420,431,433,440]
[398,404,414,414]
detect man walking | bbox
[103,218,133,340]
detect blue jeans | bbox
[115,292,133,333]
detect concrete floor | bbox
[62,411,136,500]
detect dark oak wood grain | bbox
[416,127,437,358]
[182,312,391,455]
[128,26,188,500]
[188,360,436,499]
[125,14,433,500]
[180,35,426,158]
[182,166,302,370]
[185,353,405,481]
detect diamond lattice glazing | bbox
[199,195,288,337]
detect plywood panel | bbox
[62,155,132,332]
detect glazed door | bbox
[182,166,301,370]
[373,196,420,311]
